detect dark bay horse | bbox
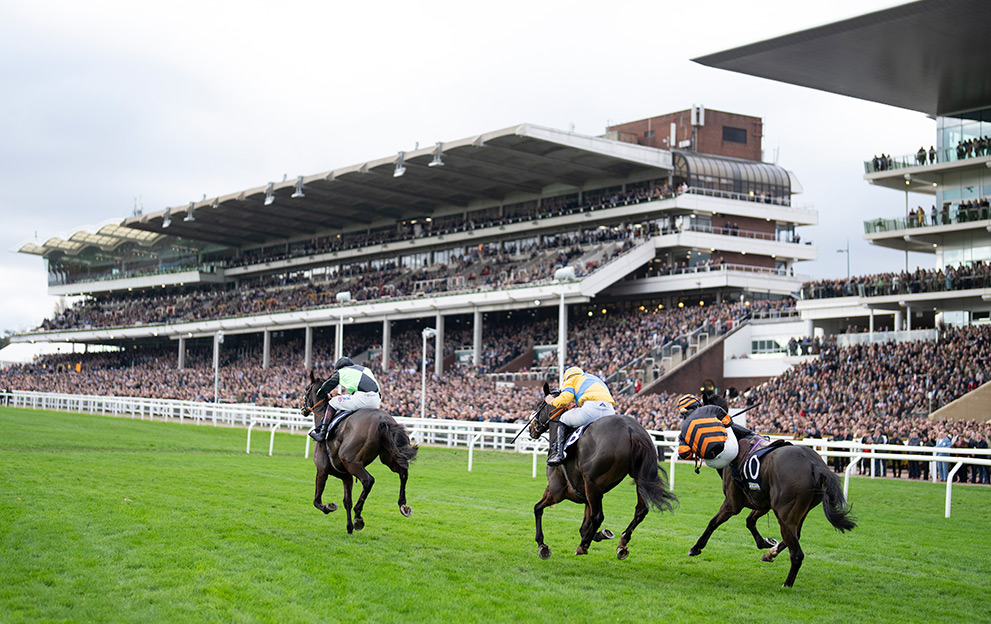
[301,371,417,534]
[687,411,856,587]
[527,383,677,560]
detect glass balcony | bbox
[863,143,990,173]
[864,201,990,233]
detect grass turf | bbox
[1,407,989,623]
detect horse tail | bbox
[379,418,418,469]
[814,462,857,532]
[629,429,678,513]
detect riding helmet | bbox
[334,356,355,369]
[677,393,702,415]
[563,366,584,381]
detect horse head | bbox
[528,382,564,439]
[300,369,327,425]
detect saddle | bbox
[729,436,791,506]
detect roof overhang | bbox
[110,124,673,250]
[693,0,991,118]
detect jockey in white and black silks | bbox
[676,394,755,469]
[308,357,382,443]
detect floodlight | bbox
[429,142,444,167]
[554,266,577,282]
[291,175,305,198]
[422,327,437,338]
[394,151,406,177]
[162,207,172,228]
[264,182,275,206]
[184,201,195,222]
[336,291,352,304]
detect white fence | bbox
[3,391,988,517]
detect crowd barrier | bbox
[2,391,987,517]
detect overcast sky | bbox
[0,0,937,335]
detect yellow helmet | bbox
[677,393,702,415]
[563,366,584,381]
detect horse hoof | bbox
[617,546,629,560]
[538,544,551,560]
[688,549,700,557]
[601,529,615,540]
[575,547,588,556]
[765,538,778,548]
[323,503,337,514]
[761,553,774,563]
[354,518,364,531]
[400,505,412,517]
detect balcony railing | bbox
[864,145,990,173]
[864,202,991,234]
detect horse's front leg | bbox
[615,492,649,560]
[689,498,742,556]
[576,485,604,555]
[533,486,563,559]
[312,451,337,514]
[746,508,777,550]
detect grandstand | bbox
[9,116,814,399]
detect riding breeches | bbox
[329,391,381,413]
[559,400,615,427]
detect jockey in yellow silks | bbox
[543,366,616,466]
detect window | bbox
[722,126,747,144]
[644,130,654,138]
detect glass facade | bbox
[673,151,791,201]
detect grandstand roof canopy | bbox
[17,124,671,257]
[693,0,991,119]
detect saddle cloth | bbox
[325,410,354,439]
[731,437,791,502]
[564,425,587,453]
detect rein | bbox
[301,395,327,417]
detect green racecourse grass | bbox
[2,407,989,624]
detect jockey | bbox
[543,366,615,466]
[676,393,755,469]
[308,357,382,443]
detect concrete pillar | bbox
[262,329,271,370]
[869,309,875,342]
[178,337,186,370]
[305,326,313,370]
[906,306,912,331]
[472,309,482,367]
[434,313,445,377]
[382,319,391,372]
[558,292,568,386]
[894,310,904,332]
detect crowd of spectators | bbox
[799,261,991,300]
[39,225,650,332]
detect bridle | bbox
[299,384,327,417]
[527,395,568,438]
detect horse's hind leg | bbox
[767,502,807,587]
[341,475,355,534]
[381,454,412,517]
[533,486,564,559]
[615,491,649,560]
[746,508,777,549]
[343,461,374,531]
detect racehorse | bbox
[301,370,417,534]
[686,397,856,587]
[527,382,677,560]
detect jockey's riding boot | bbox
[308,409,335,443]
[308,417,328,443]
[546,420,569,466]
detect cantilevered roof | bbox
[104,123,673,250]
[19,222,168,258]
[693,0,991,118]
